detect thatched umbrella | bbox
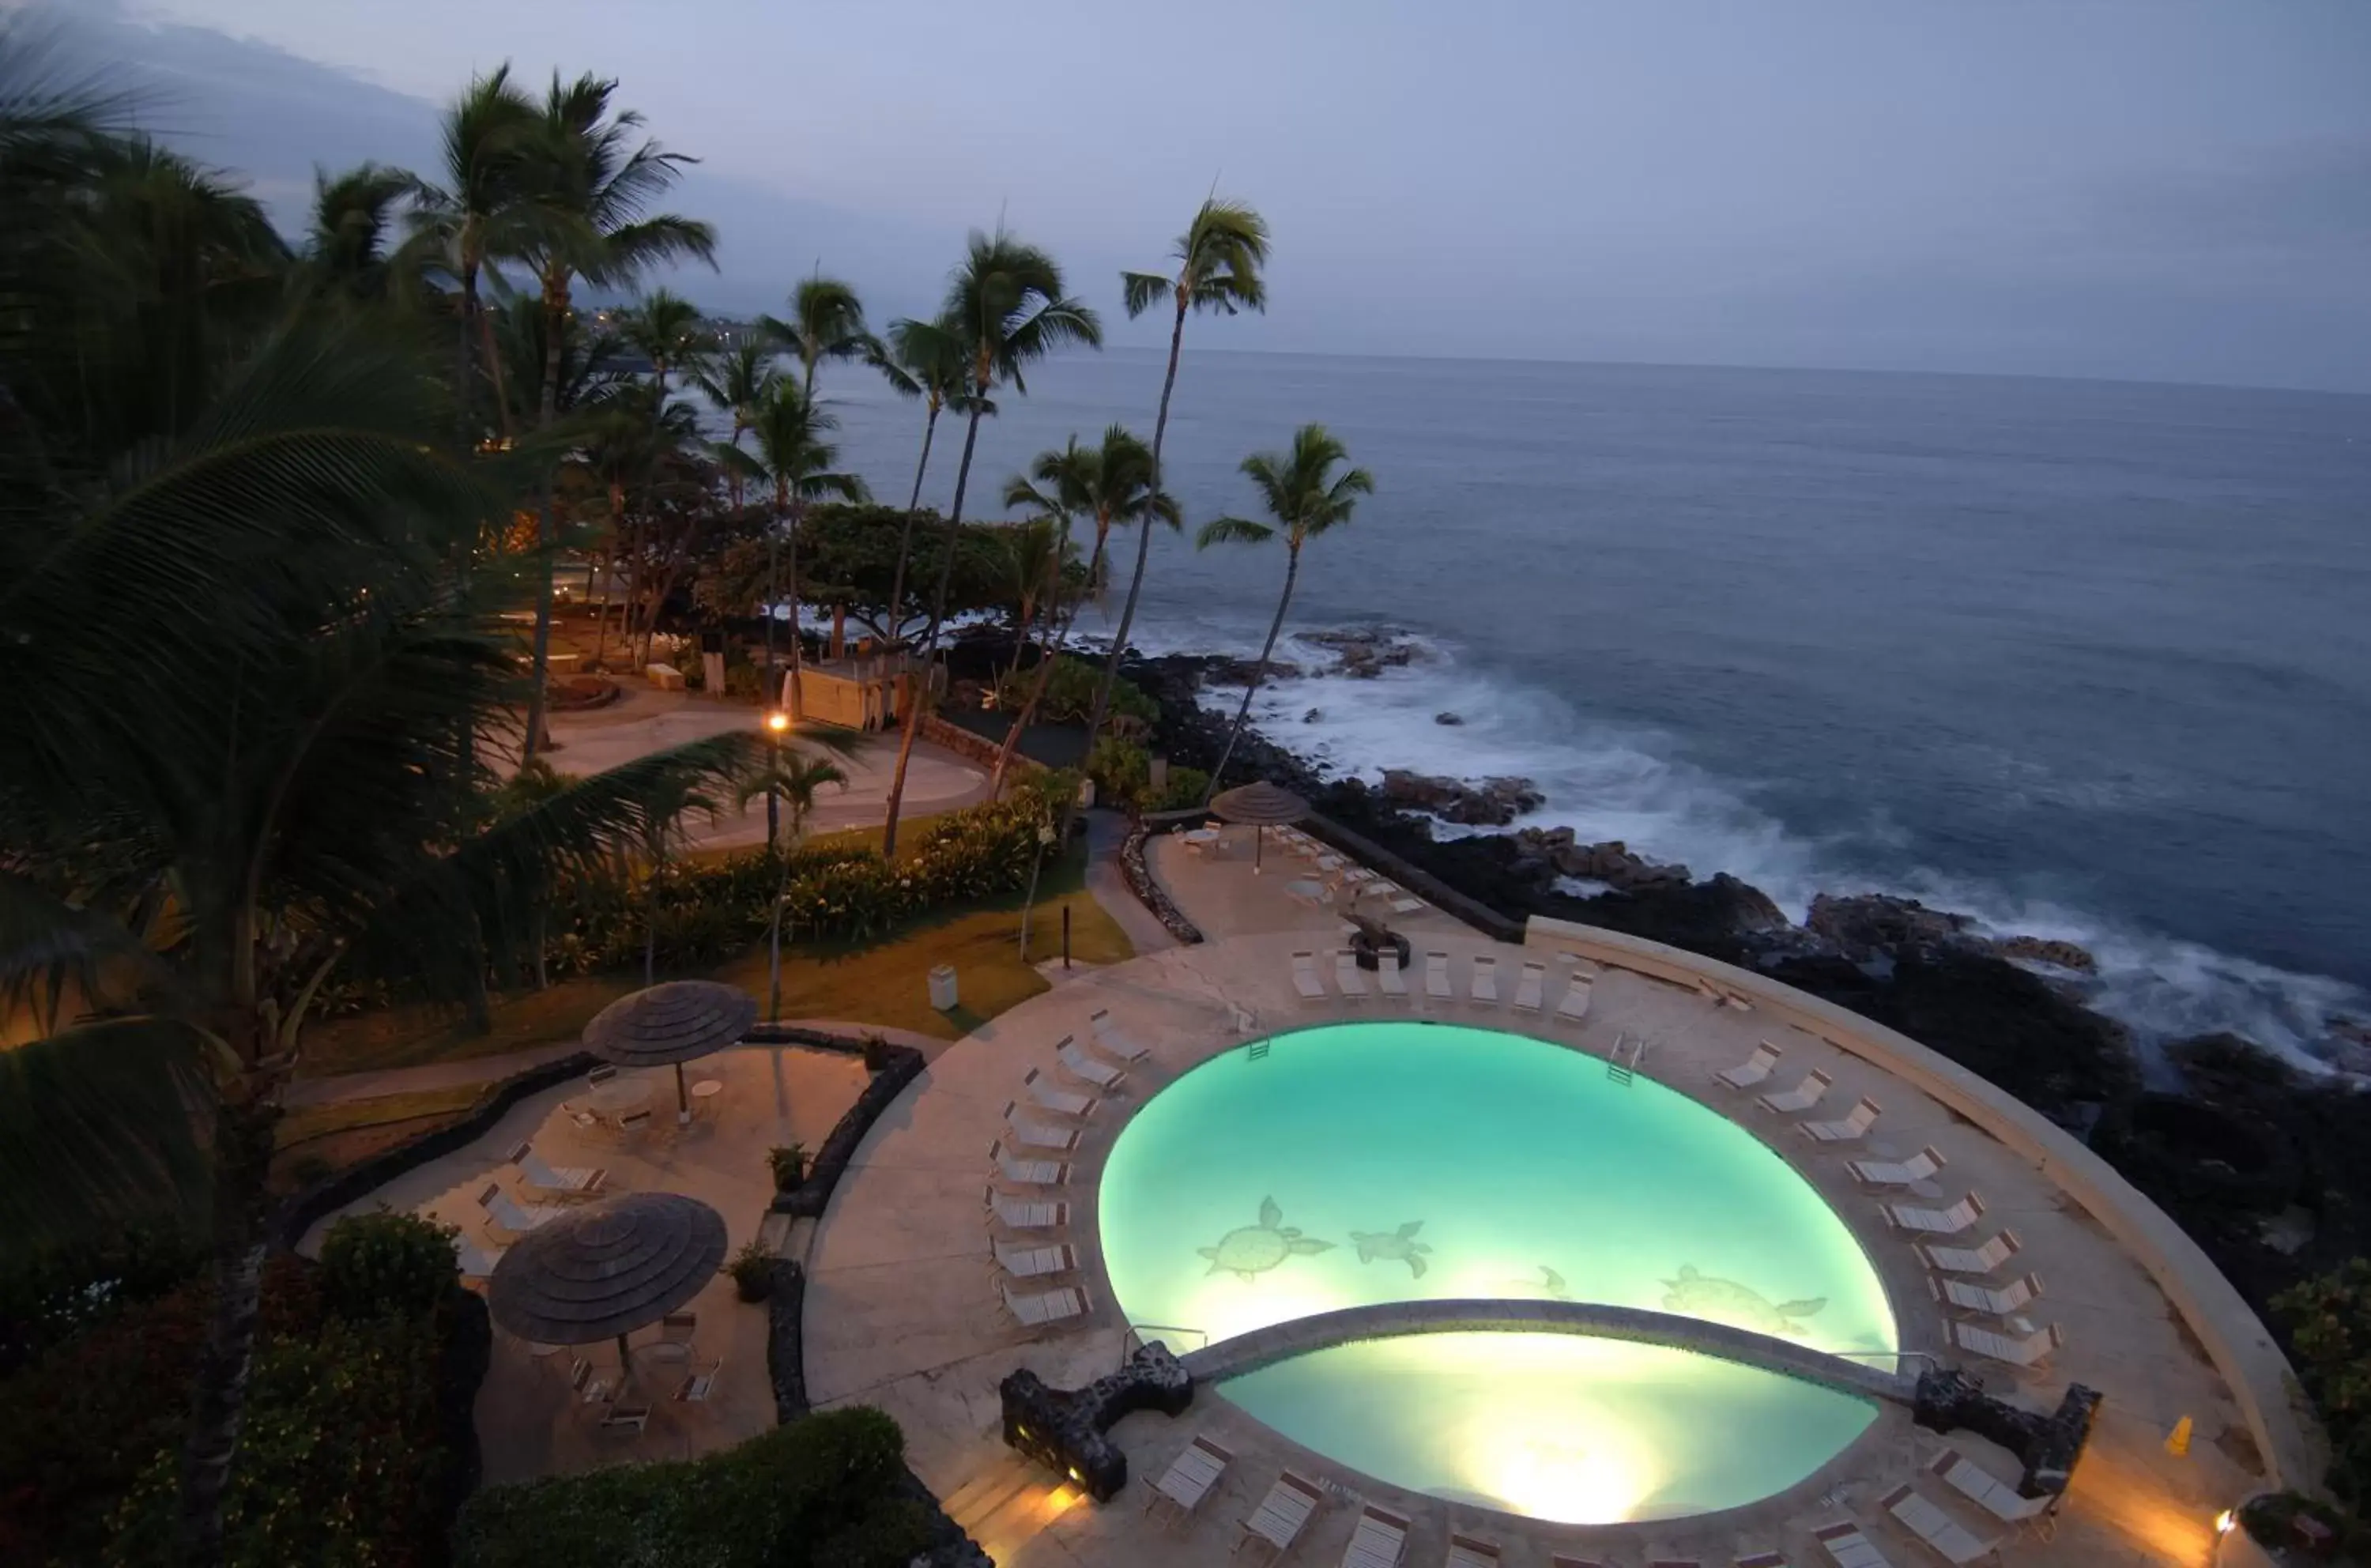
[486,1193,727,1367]
[584,980,757,1121]
[1208,779,1310,870]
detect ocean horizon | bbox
[787,345,2371,1068]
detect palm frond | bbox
[1197,515,1274,548]
[1119,270,1170,318]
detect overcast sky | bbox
[47,0,2371,390]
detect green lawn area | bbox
[270,1083,490,1191]
[296,850,1132,1081]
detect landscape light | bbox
[765,710,790,733]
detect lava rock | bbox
[1378,769,1544,826]
[1807,893,1973,960]
[1992,936,2100,974]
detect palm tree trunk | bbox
[521,281,568,765]
[989,522,1106,797]
[881,401,984,858]
[786,499,806,722]
[885,401,941,648]
[174,1080,276,1566]
[763,487,782,845]
[1208,542,1299,796]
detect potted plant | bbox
[729,1240,776,1303]
[768,1142,808,1193]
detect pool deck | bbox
[802,831,2267,1566]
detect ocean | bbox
[795,346,2371,1067]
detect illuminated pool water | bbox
[1096,1022,1898,1523]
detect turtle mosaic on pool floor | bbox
[1199,1197,1336,1281]
[1351,1220,1433,1278]
[1661,1265,1827,1337]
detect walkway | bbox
[1082,810,1178,956]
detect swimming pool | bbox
[1096,1021,1898,1524]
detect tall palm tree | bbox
[744,382,868,742]
[689,338,781,508]
[997,515,1071,682]
[512,71,717,765]
[1077,198,1269,782]
[878,229,1101,857]
[868,312,979,639]
[616,286,711,402]
[988,426,1173,793]
[299,160,417,305]
[733,739,856,1020]
[1193,424,1373,793]
[763,271,877,398]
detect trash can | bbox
[927,963,959,1012]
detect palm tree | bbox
[689,338,781,508]
[868,313,978,639]
[1078,198,1270,779]
[988,426,1173,793]
[744,382,869,737]
[878,229,1101,857]
[1193,424,1373,793]
[616,286,711,402]
[763,271,877,398]
[998,515,1071,683]
[733,740,854,1020]
[512,71,717,765]
[300,160,417,305]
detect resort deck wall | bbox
[1521,912,2318,1493]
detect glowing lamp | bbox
[764,710,790,733]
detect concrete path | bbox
[1081,809,1178,956]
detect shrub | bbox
[0,1219,208,1377]
[455,1408,933,1568]
[318,1208,459,1322]
[768,1144,808,1189]
[991,654,1157,726]
[1154,765,1212,813]
[2275,1258,2371,1507]
[729,1241,775,1302]
[1086,736,1151,812]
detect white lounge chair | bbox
[990,1140,1069,1188]
[1238,1471,1323,1557]
[1293,950,1328,1004]
[1946,1317,2064,1369]
[1882,1483,2000,1565]
[1716,1042,1782,1090]
[1811,1520,1895,1567]
[1928,1449,2052,1527]
[1446,1535,1502,1568]
[1849,1144,1947,1186]
[597,1400,651,1434]
[1147,1434,1233,1524]
[1389,895,1427,914]
[1341,1504,1409,1567]
[1555,978,1593,1023]
[1090,1008,1152,1062]
[1000,1280,1088,1329]
[1758,1069,1833,1114]
[1376,956,1408,1001]
[1511,962,1546,1013]
[1424,952,1452,1003]
[508,1140,605,1197]
[984,1185,1069,1231]
[1932,1272,2044,1320]
[994,1240,1077,1279]
[1695,975,1725,1004]
[477,1183,561,1234]
[1885,1193,1985,1235]
[675,1356,722,1403]
[452,1238,506,1279]
[1000,1104,1082,1153]
[1335,951,1370,1001]
[1022,1065,1096,1119]
[1917,1231,2022,1276]
[1801,1096,1883,1143]
[1057,1035,1126,1090]
[1736,1552,1789,1568]
[1469,955,1499,1005]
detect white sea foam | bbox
[1156,618,2367,1072]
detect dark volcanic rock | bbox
[1992,935,2100,974]
[1378,769,1545,826]
[1304,627,1426,678]
[1207,655,1300,686]
[1807,893,1973,960]
[1515,831,1692,891]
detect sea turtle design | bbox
[1351,1220,1433,1278]
[1537,1265,1572,1302]
[1198,1197,1335,1281]
[1660,1265,1826,1337]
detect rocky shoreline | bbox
[1126,643,2371,1329]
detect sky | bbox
[39,0,2371,391]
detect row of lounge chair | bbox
[1293,950,1595,1023]
[1269,826,1431,915]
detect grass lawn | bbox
[269,1083,488,1192]
[296,850,1132,1080]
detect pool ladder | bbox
[1606,1032,1647,1087]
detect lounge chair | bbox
[1928,1449,2052,1526]
[1000,1104,1082,1153]
[1555,977,1593,1023]
[1057,1035,1127,1090]
[1882,1484,2000,1565]
[1237,1471,1323,1558]
[1724,992,1755,1012]
[1446,1535,1502,1568]
[508,1140,605,1197]
[1695,976,1725,1004]
[1716,1042,1782,1090]
[1757,1069,1834,1114]
[1376,956,1408,1001]
[1848,1145,1947,1187]
[1945,1317,2064,1370]
[1293,950,1328,1004]
[1146,1434,1234,1524]
[1551,1558,1611,1568]
[1512,962,1546,1012]
[1736,1554,1789,1568]
[1000,1280,1088,1329]
[675,1356,722,1403]
[1801,1097,1883,1144]
[452,1238,506,1280]
[1424,952,1453,1003]
[1932,1272,2044,1320]
[1885,1193,1985,1235]
[616,1109,653,1135]
[1090,1008,1152,1062]
[1811,1520,1895,1567]
[1022,1065,1097,1119]
[586,1065,617,1087]
[1469,955,1499,1005]
[1341,1504,1409,1567]
[990,1140,1069,1188]
[597,1401,651,1434]
[477,1182,561,1234]
[1646,1559,1702,1568]
[1336,951,1370,1001]
[994,1240,1078,1279]
[1389,895,1427,914]
[984,1185,1069,1231]
[1917,1231,2022,1276]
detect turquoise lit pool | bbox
[1096,1022,1898,1524]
